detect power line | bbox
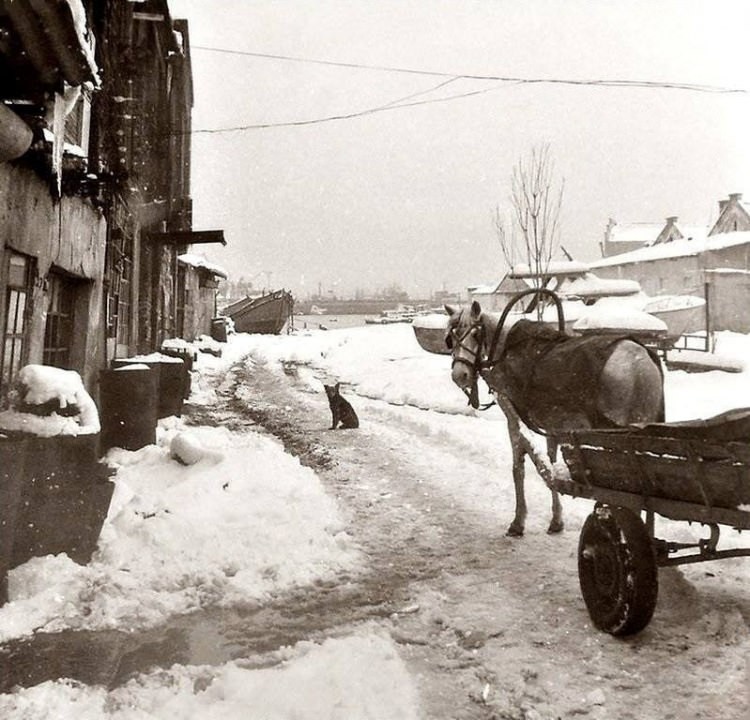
[187,45,747,135]
[191,79,519,134]
[192,45,747,94]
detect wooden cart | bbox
[552,408,750,635]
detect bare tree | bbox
[494,144,565,297]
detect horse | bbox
[445,291,665,537]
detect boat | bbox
[365,305,419,324]
[222,289,294,335]
[642,295,706,340]
[412,312,452,354]
[310,305,327,315]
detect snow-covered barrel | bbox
[111,353,185,418]
[99,365,158,451]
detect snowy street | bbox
[1,325,749,718]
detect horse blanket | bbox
[480,319,663,432]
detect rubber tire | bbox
[578,505,658,636]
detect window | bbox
[43,272,76,368]
[63,86,92,155]
[106,230,133,348]
[2,252,33,393]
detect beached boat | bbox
[223,289,294,335]
[412,313,452,354]
[642,295,706,340]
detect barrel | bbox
[111,356,184,418]
[211,317,228,343]
[99,366,158,452]
[159,346,194,398]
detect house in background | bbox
[600,216,709,258]
[177,251,228,339]
[590,193,750,333]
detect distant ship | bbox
[222,289,294,335]
[310,304,327,315]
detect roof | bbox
[608,223,664,245]
[177,253,228,279]
[590,230,750,268]
[509,260,589,278]
[4,0,101,89]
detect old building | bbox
[0,0,223,405]
[0,0,106,401]
[590,202,750,333]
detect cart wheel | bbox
[578,505,658,636]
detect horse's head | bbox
[445,300,486,407]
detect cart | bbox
[552,408,750,635]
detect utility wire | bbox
[192,45,747,95]
[187,45,747,134]
[191,79,519,134]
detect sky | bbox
[167,0,750,299]
[1,320,749,716]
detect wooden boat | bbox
[412,313,451,354]
[223,289,294,335]
[642,294,706,340]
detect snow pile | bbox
[161,337,195,352]
[560,272,641,298]
[0,422,360,640]
[177,253,228,279]
[0,364,100,435]
[0,633,419,720]
[573,306,668,334]
[169,430,223,465]
[117,352,184,364]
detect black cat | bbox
[324,383,359,429]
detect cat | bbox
[324,383,359,429]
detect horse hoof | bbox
[547,520,564,534]
[506,524,524,537]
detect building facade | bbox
[0,0,222,405]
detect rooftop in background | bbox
[601,193,750,260]
[591,230,750,268]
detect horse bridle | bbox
[447,288,566,410]
[447,310,490,409]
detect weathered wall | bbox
[0,163,106,391]
[181,269,215,340]
[706,270,750,333]
[593,254,704,298]
[591,243,750,332]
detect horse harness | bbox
[447,309,495,411]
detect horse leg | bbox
[506,426,527,537]
[545,438,564,534]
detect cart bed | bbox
[557,407,750,530]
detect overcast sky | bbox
[168,0,750,299]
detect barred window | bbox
[2,252,34,395]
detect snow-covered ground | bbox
[1,323,749,717]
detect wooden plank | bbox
[553,480,750,530]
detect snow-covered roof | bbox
[590,230,750,268]
[509,260,589,278]
[177,253,228,279]
[608,223,664,244]
[468,283,501,295]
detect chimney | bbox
[729,192,743,202]
[665,216,678,225]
